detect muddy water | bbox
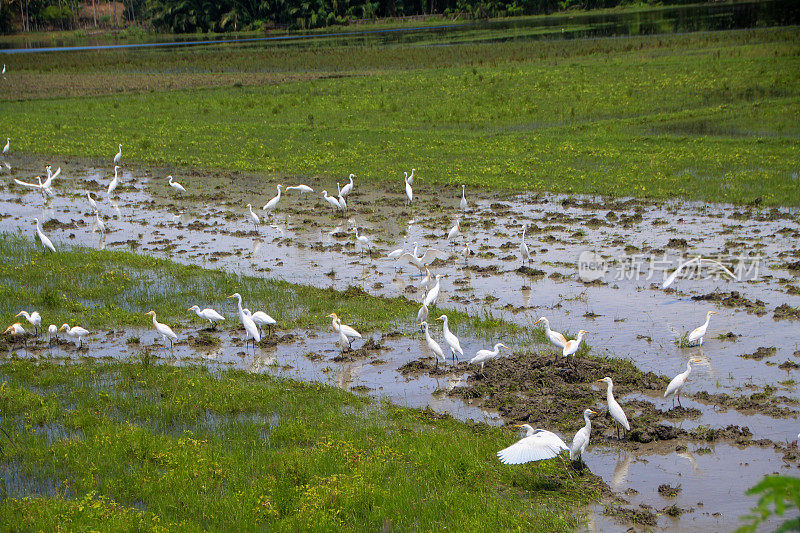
[2,158,799,530]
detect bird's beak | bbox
[3,326,11,334]
[533,318,541,325]
[513,424,524,428]
[226,295,235,299]
[58,325,65,331]
[326,313,335,318]
[595,379,604,383]
[588,410,597,414]
[187,307,192,311]
[14,312,22,317]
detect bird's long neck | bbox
[685,361,693,374]
[151,314,159,328]
[542,319,552,334]
[703,315,711,328]
[606,382,614,400]
[584,413,592,428]
[493,344,502,355]
[576,332,584,344]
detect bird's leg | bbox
[677,394,682,408]
[557,454,573,479]
[672,396,675,409]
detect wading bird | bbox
[243,309,276,337]
[497,424,569,465]
[562,330,587,362]
[353,228,372,256]
[437,314,463,362]
[447,218,460,243]
[262,184,282,215]
[321,190,343,212]
[687,311,718,346]
[470,343,509,373]
[285,184,314,194]
[144,311,176,352]
[228,293,260,350]
[3,323,27,349]
[327,313,361,348]
[59,323,90,349]
[94,212,105,234]
[520,225,531,265]
[423,274,441,308]
[47,324,58,347]
[399,248,447,275]
[460,185,468,212]
[168,175,186,194]
[417,303,429,324]
[15,310,41,335]
[340,174,354,197]
[404,174,413,205]
[419,321,446,367]
[34,218,55,252]
[113,144,122,165]
[14,176,47,197]
[87,192,98,213]
[597,377,630,439]
[570,409,596,464]
[2,138,8,155]
[665,357,702,408]
[246,204,260,230]
[108,165,120,196]
[533,317,567,350]
[407,168,415,185]
[188,305,225,329]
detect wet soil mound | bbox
[691,291,766,314]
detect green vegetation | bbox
[3,28,799,205]
[0,234,515,338]
[0,360,602,530]
[737,475,800,532]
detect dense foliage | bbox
[2,0,707,33]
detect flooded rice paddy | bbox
[1,157,798,530]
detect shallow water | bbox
[1,158,799,530]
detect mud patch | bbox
[739,346,776,360]
[691,291,766,315]
[774,303,800,321]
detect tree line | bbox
[1,0,694,34]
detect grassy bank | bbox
[0,234,516,339]
[2,28,798,205]
[0,360,602,530]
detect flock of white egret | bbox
[1,141,730,470]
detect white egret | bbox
[94,212,105,234]
[497,425,569,464]
[3,323,27,348]
[246,204,260,230]
[285,184,314,194]
[570,409,597,463]
[404,174,413,205]
[419,321,446,367]
[108,165,120,196]
[113,144,122,165]
[144,311,176,352]
[665,357,702,408]
[340,174,354,197]
[15,310,41,335]
[447,218,460,243]
[168,175,186,194]
[437,314,463,362]
[228,293,261,349]
[326,313,361,348]
[388,248,404,261]
[2,138,8,155]
[243,308,276,337]
[423,274,441,308]
[462,244,473,266]
[321,190,342,212]
[338,190,347,211]
[14,176,46,195]
[533,317,567,350]
[47,324,58,347]
[597,377,630,439]
[33,218,55,252]
[520,225,531,265]
[562,330,587,362]
[407,168,415,185]
[262,184,283,214]
[417,268,435,291]
[87,192,98,212]
[687,311,718,346]
[417,303,429,324]
[470,342,509,373]
[400,248,447,275]
[188,305,225,329]
[460,185,468,212]
[59,324,90,349]
[353,228,372,256]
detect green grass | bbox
[0,233,517,339]
[0,360,602,530]
[2,27,798,205]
